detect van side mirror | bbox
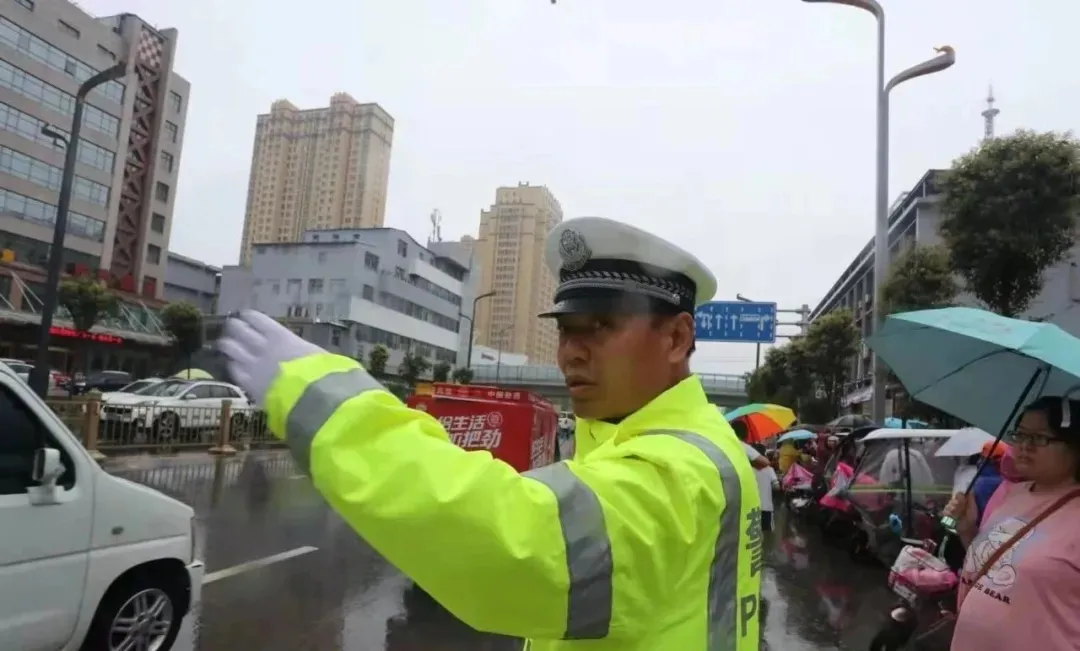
[32,448,64,485]
[28,448,65,506]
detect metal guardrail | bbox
[47,397,283,456]
[468,364,748,394]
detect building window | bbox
[362,284,374,300]
[146,244,161,265]
[57,20,80,38]
[270,281,280,295]
[308,278,324,295]
[394,267,406,280]
[0,145,109,207]
[364,252,379,270]
[0,60,120,136]
[0,19,125,104]
[331,329,341,347]
[97,45,116,61]
[15,0,33,9]
[160,151,173,172]
[169,91,182,112]
[165,121,178,143]
[397,239,407,256]
[0,103,116,172]
[317,251,327,264]
[150,212,166,233]
[155,182,169,202]
[0,187,103,242]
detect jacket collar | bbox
[577,375,707,450]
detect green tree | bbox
[161,302,203,377]
[881,245,958,315]
[745,339,814,412]
[399,351,431,387]
[58,275,117,376]
[432,361,452,382]
[452,367,474,385]
[367,344,389,378]
[803,309,859,419]
[939,130,1080,316]
[881,245,958,424]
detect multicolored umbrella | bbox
[725,403,797,442]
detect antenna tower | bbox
[429,209,443,244]
[981,85,999,143]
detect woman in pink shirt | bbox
[945,396,1080,651]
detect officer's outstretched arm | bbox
[264,354,705,640]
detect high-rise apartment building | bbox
[238,93,393,264]
[471,183,562,364]
[0,1,189,298]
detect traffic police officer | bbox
[218,217,763,650]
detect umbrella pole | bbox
[941,366,1044,531]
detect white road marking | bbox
[287,474,308,480]
[203,546,319,584]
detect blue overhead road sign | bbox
[695,301,777,344]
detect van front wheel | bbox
[81,574,182,651]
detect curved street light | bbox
[464,290,496,370]
[30,60,128,398]
[801,0,955,422]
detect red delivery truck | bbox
[407,383,559,472]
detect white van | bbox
[0,364,203,651]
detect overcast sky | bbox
[82,0,1074,373]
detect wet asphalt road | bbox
[106,451,911,651]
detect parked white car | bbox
[0,360,203,651]
[97,377,167,402]
[0,359,67,397]
[100,380,253,437]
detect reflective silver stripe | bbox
[523,462,613,639]
[647,430,745,650]
[285,368,384,473]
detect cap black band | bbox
[552,259,697,314]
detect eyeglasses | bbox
[1006,431,1064,448]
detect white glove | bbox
[216,310,324,406]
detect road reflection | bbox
[109,454,918,650]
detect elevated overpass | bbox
[469,364,748,410]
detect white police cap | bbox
[540,217,717,317]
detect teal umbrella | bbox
[777,429,816,444]
[867,307,1080,436]
[883,417,929,429]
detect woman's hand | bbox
[944,491,978,545]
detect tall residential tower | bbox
[470,183,562,364]
[238,93,393,264]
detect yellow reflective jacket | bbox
[264,353,763,650]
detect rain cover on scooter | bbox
[839,431,960,566]
[782,463,814,491]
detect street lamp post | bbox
[29,61,128,398]
[493,325,513,383]
[464,290,496,370]
[800,0,954,422]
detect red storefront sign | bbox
[49,326,123,345]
